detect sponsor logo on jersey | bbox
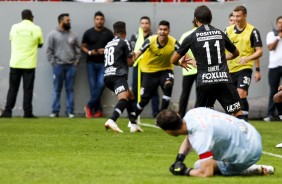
[227,101,241,113]
[104,66,117,76]
[115,85,125,95]
[196,30,223,42]
[202,72,229,84]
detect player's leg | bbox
[216,83,245,120]
[195,85,215,109]
[135,73,158,117]
[160,70,174,110]
[126,89,143,132]
[104,77,128,133]
[178,74,196,118]
[236,69,252,120]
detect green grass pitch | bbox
[0,117,281,184]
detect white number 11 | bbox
[203,40,222,65]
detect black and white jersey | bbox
[104,36,132,78]
[177,25,236,86]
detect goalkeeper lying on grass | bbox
[156,107,274,177]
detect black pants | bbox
[4,68,35,116]
[267,67,282,116]
[178,74,197,118]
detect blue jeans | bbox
[52,64,76,114]
[86,62,105,112]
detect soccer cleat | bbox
[130,123,143,133]
[84,106,93,118]
[260,165,275,175]
[105,119,123,133]
[276,143,282,148]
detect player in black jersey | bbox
[171,5,244,119]
[104,21,143,133]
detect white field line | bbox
[139,122,282,159]
[262,151,282,159]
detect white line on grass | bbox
[263,151,282,159]
[139,123,160,129]
[139,122,282,159]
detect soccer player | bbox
[130,16,160,118]
[156,108,275,177]
[104,21,143,133]
[226,6,263,120]
[178,20,198,118]
[134,20,180,118]
[171,5,244,119]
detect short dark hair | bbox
[234,5,247,15]
[159,20,170,29]
[113,21,126,34]
[229,12,233,18]
[156,109,183,131]
[194,5,212,24]
[140,16,150,23]
[22,9,33,20]
[58,13,69,24]
[94,11,104,18]
[276,16,282,23]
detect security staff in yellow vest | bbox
[133,20,180,118]
[1,9,44,118]
[226,5,263,120]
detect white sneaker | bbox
[130,123,143,132]
[50,113,59,118]
[276,143,282,148]
[68,113,75,118]
[105,119,123,133]
[260,165,275,175]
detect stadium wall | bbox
[0,0,281,118]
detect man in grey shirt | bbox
[46,13,80,118]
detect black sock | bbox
[126,99,137,124]
[161,97,170,110]
[241,98,249,119]
[110,99,128,122]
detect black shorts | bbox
[196,83,242,114]
[104,76,129,95]
[141,70,174,99]
[230,69,252,91]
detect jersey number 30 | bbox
[104,47,115,66]
[203,40,222,65]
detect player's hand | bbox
[239,56,249,64]
[179,56,197,71]
[169,162,176,174]
[254,71,261,82]
[171,161,187,175]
